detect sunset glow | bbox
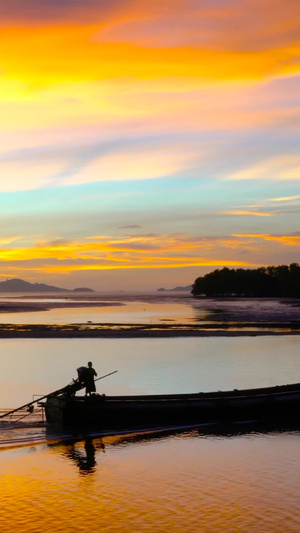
[1,0,299,289]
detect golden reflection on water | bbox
[1,431,300,532]
[0,300,198,325]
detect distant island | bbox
[0,278,94,293]
[157,285,193,292]
[192,264,300,297]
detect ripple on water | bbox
[1,428,300,532]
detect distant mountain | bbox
[157,285,193,292]
[0,278,94,293]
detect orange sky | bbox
[0,0,299,289]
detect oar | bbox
[0,370,118,420]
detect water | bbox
[0,336,300,407]
[0,291,198,325]
[0,338,300,531]
[1,295,300,531]
[0,292,299,324]
[1,427,300,532]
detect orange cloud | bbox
[3,0,298,55]
[232,234,300,246]
[222,210,273,217]
[40,259,250,274]
[95,0,300,52]
[269,195,300,203]
[1,230,298,282]
[0,234,252,271]
[1,21,299,97]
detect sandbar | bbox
[0,323,299,338]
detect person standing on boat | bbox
[85,361,97,396]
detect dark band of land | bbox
[0,323,299,338]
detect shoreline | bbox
[0,323,299,338]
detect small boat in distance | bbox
[44,382,300,428]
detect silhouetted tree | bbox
[191,264,300,297]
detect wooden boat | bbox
[44,382,300,428]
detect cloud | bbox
[1,231,297,272]
[94,0,300,53]
[63,144,199,185]
[0,233,251,268]
[245,195,300,212]
[226,154,300,181]
[1,229,300,285]
[0,237,22,246]
[3,0,299,56]
[0,137,200,193]
[119,225,142,229]
[269,195,300,203]
[0,158,67,192]
[232,233,300,246]
[0,0,125,25]
[222,210,273,217]
[1,18,299,103]
[0,0,299,290]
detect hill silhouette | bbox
[0,278,94,293]
[157,285,192,292]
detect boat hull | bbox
[45,383,300,428]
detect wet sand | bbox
[0,301,121,313]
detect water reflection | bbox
[2,421,300,532]
[1,294,299,326]
[53,437,105,475]
[46,418,300,475]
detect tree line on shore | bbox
[192,263,300,297]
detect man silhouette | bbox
[84,361,97,396]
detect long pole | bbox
[0,370,118,420]
[0,385,72,419]
[94,370,118,383]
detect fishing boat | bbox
[44,382,300,428]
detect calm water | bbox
[1,429,300,533]
[0,299,200,325]
[1,336,300,531]
[0,292,199,325]
[0,292,299,324]
[1,336,300,406]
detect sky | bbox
[0,0,299,291]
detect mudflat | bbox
[0,295,299,337]
[0,323,299,338]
